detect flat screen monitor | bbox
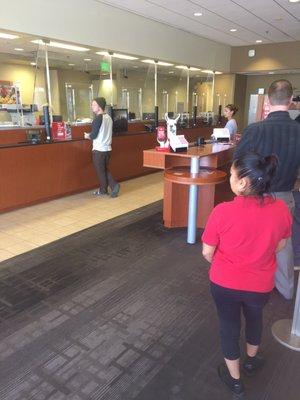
[112,109,128,133]
[142,112,155,121]
[26,130,41,143]
[39,114,63,124]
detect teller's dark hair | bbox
[225,104,238,115]
[233,152,278,197]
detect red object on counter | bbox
[52,122,68,140]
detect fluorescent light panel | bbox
[175,66,201,71]
[142,59,174,66]
[202,69,214,74]
[14,48,24,51]
[96,51,138,60]
[0,32,19,39]
[31,39,89,52]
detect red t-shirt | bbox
[201,196,292,292]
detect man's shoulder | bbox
[243,119,269,132]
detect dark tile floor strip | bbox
[0,201,299,400]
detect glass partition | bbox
[65,82,93,122]
[0,28,222,128]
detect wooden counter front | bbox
[0,125,215,213]
[143,144,235,228]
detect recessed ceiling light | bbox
[30,62,36,66]
[96,51,138,60]
[230,28,237,32]
[256,40,262,43]
[84,58,91,61]
[14,48,24,51]
[289,0,300,3]
[31,40,89,52]
[202,69,214,74]
[215,71,223,74]
[169,71,175,74]
[0,32,19,39]
[268,71,275,74]
[194,12,202,16]
[68,63,75,66]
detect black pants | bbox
[210,282,270,360]
[92,150,117,194]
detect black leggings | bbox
[210,282,270,360]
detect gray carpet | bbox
[0,201,299,400]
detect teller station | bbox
[0,123,220,213]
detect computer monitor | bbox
[39,114,63,124]
[26,130,41,143]
[112,109,128,133]
[142,112,155,121]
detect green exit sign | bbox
[100,61,110,73]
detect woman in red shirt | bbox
[202,152,292,396]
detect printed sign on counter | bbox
[52,122,71,141]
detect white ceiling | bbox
[97,0,300,46]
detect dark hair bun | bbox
[233,152,278,197]
[225,104,238,115]
[263,154,278,178]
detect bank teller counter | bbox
[0,122,215,213]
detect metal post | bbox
[211,71,215,113]
[154,62,158,107]
[109,54,113,106]
[187,156,199,244]
[44,42,53,123]
[272,273,300,350]
[72,89,76,121]
[138,88,143,120]
[186,67,190,114]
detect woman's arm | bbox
[202,243,216,263]
[276,239,287,253]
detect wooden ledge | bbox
[164,166,227,185]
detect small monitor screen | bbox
[27,130,41,143]
[142,112,155,121]
[112,109,128,133]
[39,114,63,124]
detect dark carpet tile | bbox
[0,200,299,400]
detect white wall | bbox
[0,0,231,72]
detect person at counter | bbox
[224,104,238,139]
[234,79,300,300]
[202,152,291,396]
[84,97,120,198]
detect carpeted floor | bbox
[0,201,299,400]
